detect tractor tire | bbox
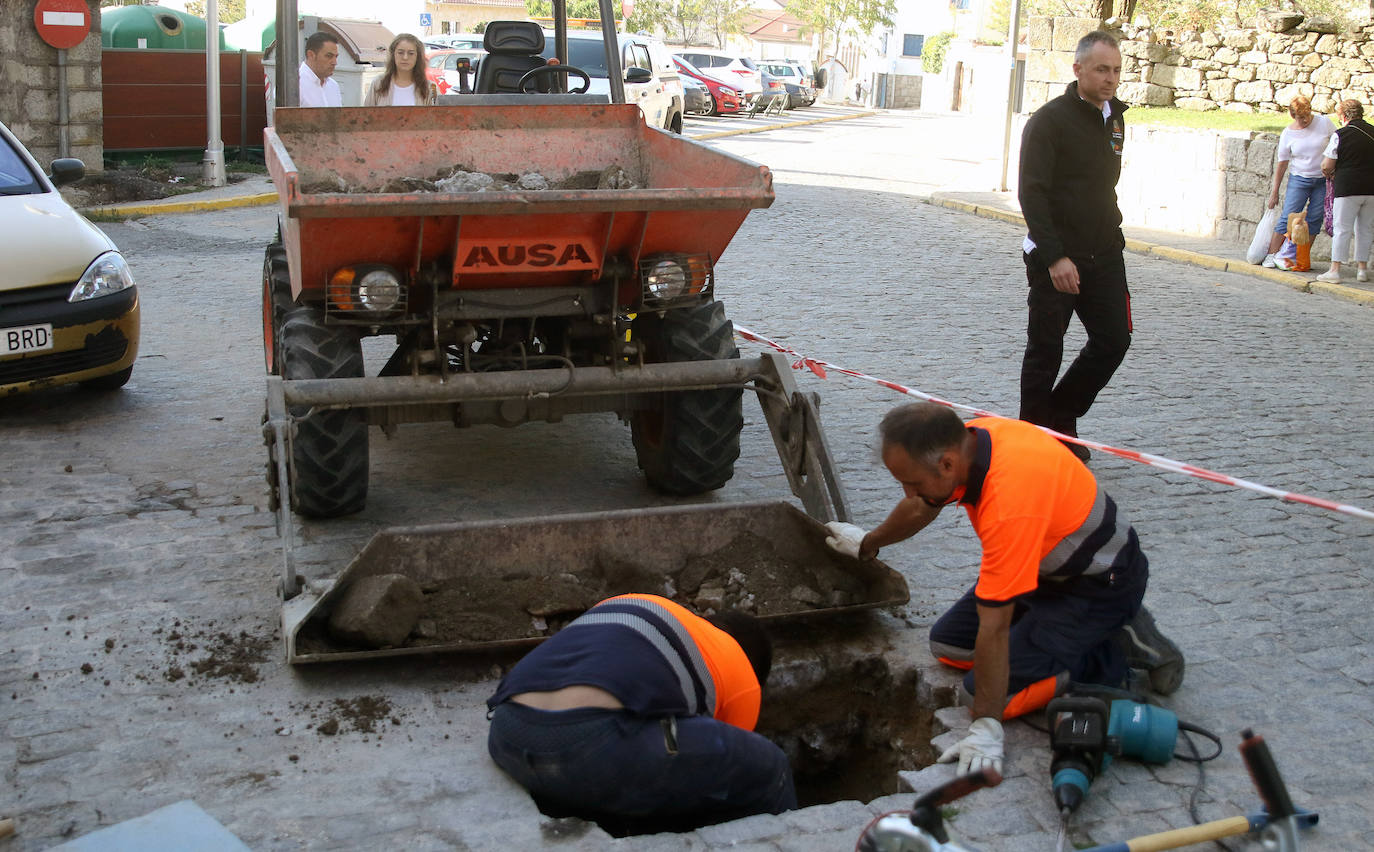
[262,241,293,375]
[630,300,742,495]
[279,306,369,517]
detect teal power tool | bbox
[1047,694,1179,816]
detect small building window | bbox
[442,20,452,34]
[902,34,924,57]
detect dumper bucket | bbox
[283,500,909,664]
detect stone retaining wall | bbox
[1026,13,1374,116]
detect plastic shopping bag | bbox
[1247,207,1279,264]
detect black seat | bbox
[475,21,549,94]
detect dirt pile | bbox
[294,695,404,737]
[298,532,877,654]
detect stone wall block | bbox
[1247,133,1275,171]
[1223,30,1258,50]
[1177,97,1218,110]
[1226,169,1266,194]
[1329,57,1371,73]
[1269,53,1296,65]
[1117,81,1173,105]
[1258,64,1298,83]
[1239,50,1268,64]
[1315,34,1340,53]
[1181,43,1212,60]
[1052,17,1103,52]
[1219,135,1250,169]
[1274,83,1313,104]
[1145,43,1170,62]
[1303,52,1326,67]
[1152,64,1203,89]
[1027,16,1054,50]
[1223,101,1256,112]
[1234,79,1275,102]
[1311,66,1352,87]
[1215,46,1240,64]
[1226,192,1264,221]
[1228,66,1258,81]
[1202,31,1222,47]
[1208,78,1238,100]
[1027,51,1076,86]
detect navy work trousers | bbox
[929,564,1146,714]
[1019,250,1132,431]
[487,701,796,836]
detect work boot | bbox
[1116,607,1185,695]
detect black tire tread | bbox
[631,300,742,495]
[280,307,368,517]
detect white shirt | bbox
[1277,115,1334,178]
[298,61,342,108]
[390,83,416,106]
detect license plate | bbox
[2,323,54,356]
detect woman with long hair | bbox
[364,34,435,106]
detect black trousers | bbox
[1019,250,1132,431]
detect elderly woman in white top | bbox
[1319,99,1374,283]
[1262,95,1335,269]
[363,34,437,107]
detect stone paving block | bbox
[778,800,871,835]
[695,813,789,846]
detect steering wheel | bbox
[518,64,591,94]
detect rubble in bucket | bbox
[299,164,641,195]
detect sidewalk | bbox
[930,189,1374,307]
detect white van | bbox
[541,31,685,133]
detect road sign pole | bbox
[203,0,226,185]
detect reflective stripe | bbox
[1041,487,1132,579]
[564,598,715,715]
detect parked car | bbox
[427,47,482,94]
[0,120,139,396]
[538,31,685,133]
[682,76,711,115]
[426,34,485,51]
[759,60,816,107]
[671,56,742,115]
[753,70,789,112]
[674,48,762,103]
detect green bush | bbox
[922,32,954,75]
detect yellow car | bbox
[1,120,139,396]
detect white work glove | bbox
[937,717,1004,776]
[824,522,867,559]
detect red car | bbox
[426,48,481,95]
[672,56,742,115]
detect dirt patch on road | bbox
[294,695,404,737]
[61,165,260,207]
[143,620,273,685]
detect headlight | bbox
[68,251,135,302]
[721,87,738,97]
[639,253,712,307]
[645,259,689,300]
[327,264,406,318]
[357,268,401,311]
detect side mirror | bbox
[625,66,652,84]
[49,158,85,187]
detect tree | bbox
[184,0,247,25]
[787,0,896,74]
[525,0,606,22]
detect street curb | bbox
[690,109,877,141]
[929,195,1374,307]
[81,191,279,219]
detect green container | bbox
[222,15,276,52]
[100,4,228,51]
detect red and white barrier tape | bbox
[734,324,1374,523]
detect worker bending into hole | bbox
[485,593,795,834]
[826,402,1184,775]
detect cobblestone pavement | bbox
[2,112,1371,851]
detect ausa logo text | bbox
[459,241,596,270]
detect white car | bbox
[674,49,762,102]
[0,120,140,396]
[540,31,685,133]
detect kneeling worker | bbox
[826,403,1183,775]
[486,593,796,834]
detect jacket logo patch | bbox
[1111,119,1124,156]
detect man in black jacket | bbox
[1018,31,1129,462]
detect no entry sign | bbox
[34,0,91,50]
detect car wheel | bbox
[708,93,720,116]
[668,110,683,134]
